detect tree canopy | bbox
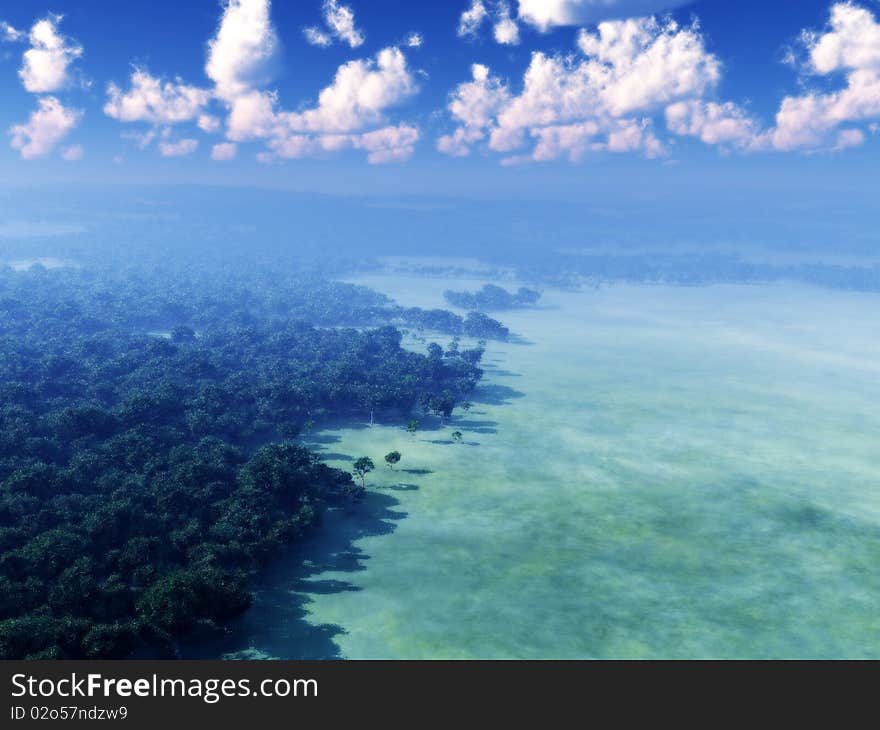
[0,264,486,659]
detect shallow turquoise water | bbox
[202,279,880,659]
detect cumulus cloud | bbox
[771,2,880,151]
[437,64,511,156]
[458,1,490,38]
[17,15,83,93]
[104,1,280,155]
[441,16,717,162]
[348,124,420,163]
[833,127,865,150]
[517,0,693,31]
[9,96,81,159]
[458,1,523,45]
[304,27,332,47]
[104,70,211,124]
[211,142,238,160]
[665,3,880,154]
[666,100,767,151]
[304,0,365,49]
[807,2,880,74]
[158,138,199,157]
[223,45,420,163]
[101,0,420,164]
[494,3,520,45]
[574,18,720,115]
[198,114,222,133]
[279,47,417,134]
[444,8,880,161]
[225,90,278,141]
[206,0,279,102]
[405,32,424,48]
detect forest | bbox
[444,284,542,311]
[0,262,488,659]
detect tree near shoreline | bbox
[352,457,375,488]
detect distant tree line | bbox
[444,284,541,311]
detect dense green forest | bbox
[0,263,488,658]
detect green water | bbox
[205,278,880,659]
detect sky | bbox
[1,0,879,199]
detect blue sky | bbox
[1,0,879,198]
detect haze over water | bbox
[205,275,880,659]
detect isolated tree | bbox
[352,457,375,487]
[460,401,472,414]
[406,419,420,437]
[451,431,463,444]
[384,451,401,470]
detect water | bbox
[202,277,880,659]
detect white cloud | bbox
[211,142,238,160]
[206,0,279,102]
[441,17,717,162]
[224,45,420,163]
[198,114,222,133]
[666,100,767,150]
[437,64,511,156]
[405,32,423,48]
[9,96,81,159]
[664,3,880,154]
[278,47,418,134]
[306,0,365,49]
[18,15,83,93]
[458,1,489,38]
[158,138,199,157]
[104,69,211,124]
[60,144,84,161]
[102,0,420,165]
[346,124,420,163]
[494,3,520,45]
[575,18,720,116]
[806,2,880,74]
[304,26,333,47]
[272,123,419,163]
[459,1,522,45]
[204,0,285,147]
[771,3,880,151]
[833,127,865,150]
[1,21,24,42]
[324,0,365,48]
[517,0,693,31]
[225,90,279,141]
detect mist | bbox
[1,179,879,660]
